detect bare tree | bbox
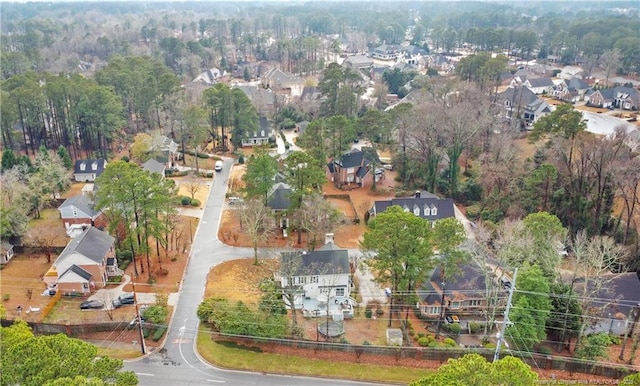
[290,193,345,251]
[25,228,63,263]
[184,174,202,200]
[239,198,273,265]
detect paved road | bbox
[124,158,381,386]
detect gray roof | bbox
[59,194,96,218]
[370,191,455,221]
[59,264,92,281]
[74,159,107,175]
[142,159,166,176]
[497,86,540,106]
[586,272,640,318]
[345,55,374,68]
[527,77,555,88]
[263,68,303,85]
[418,261,489,304]
[268,182,292,211]
[151,135,178,154]
[55,227,114,266]
[281,242,349,276]
[565,77,589,91]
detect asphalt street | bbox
[123,158,382,386]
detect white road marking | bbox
[136,373,155,377]
[206,380,225,383]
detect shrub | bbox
[609,335,622,345]
[143,328,152,338]
[443,338,457,347]
[362,340,372,346]
[118,259,131,270]
[121,156,130,162]
[444,322,462,334]
[181,196,191,206]
[155,267,168,277]
[428,341,443,348]
[417,332,426,339]
[376,308,384,316]
[110,276,123,283]
[152,325,167,341]
[117,249,133,261]
[190,199,200,206]
[469,321,482,334]
[484,342,496,349]
[365,309,373,318]
[2,294,10,301]
[238,155,245,164]
[418,337,430,347]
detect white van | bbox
[214,160,223,172]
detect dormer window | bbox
[431,205,437,216]
[423,204,430,216]
[413,205,420,216]
[91,162,98,171]
[79,162,86,171]
[403,205,409,213]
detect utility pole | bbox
[435,281,446,339]
[620,303,640,362]
[131,279,146,355]
[494,268,517,363]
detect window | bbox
[403,205,409,213]
[413,206,420,216]
[426,306,440,315]
[451,301,461,309]
[335,288,345,297]
[468,299,482,307]
[311,276,318,284]
[72,209,78,217]
[431,206,437,216]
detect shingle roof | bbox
[58,264,92,281]
[281,242,349,276]
[59,194,96,218]
[418,261,489,304]
[528,77,554,88]
[497,86,539,106]
[74,159,107,175]
[55,227,114,267]
[371,191,455,221]
[151,136,178,154]
[268,182,292,211]
[142,159,166,176]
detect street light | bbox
[435,281,446,339]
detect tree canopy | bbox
[0,320,138,386]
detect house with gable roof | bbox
[261,68,304,97]
[267,181,292,229]
[495,85,552,128]
[416,261,498,318]
[552,77,592,103]
[367,191,455,225]
[241,116,272,147]
[327,148,380,189]
[58,194,106,237]
[142,158,166,178]
[275,235,354,319]
[371,44,400,61]
[524,77,556,95]
[151,135,179,168]
[43,227,119,295]
[74,159,107,182]
[588,86,640,111]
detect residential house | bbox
[74,159,107,182]
[344,55,374,70]
[241,116,272,147]
[58,194,106,237]
[234,84,279,118]
[416,261,494,318]
[371,44,400,61]
[495,86,552,128]
[151,135,179,168]
[588,87,640,111]
[267,181,292,230]
[275,236,353,319]
[581,272,640,336]
[399,45,428,66]
[295,120,309,135]
[327,148,380,189]
[427,54,454,73]
[193,67,226,85]
[261,68,304,97]
[1,242,15,265]
[43,227,119,295]
[552,77,591,103]
[142,158,166,178]
[367,190,455,225]
[523,77,556,95]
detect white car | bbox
[214,160,223,171]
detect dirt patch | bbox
[1,254,54,321]
[174,175,212,208]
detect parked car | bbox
[228,196,244,205]
[445,315,460,324]
[112,292,135,309]
[214,160,223,171]
[80,300,104,310]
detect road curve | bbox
[124,158,381,386]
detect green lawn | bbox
[196,327,433,384]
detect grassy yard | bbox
[196,327,433,384]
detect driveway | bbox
[88,275,158,309]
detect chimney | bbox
[325,233,335,244]
[415,190,421,198]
